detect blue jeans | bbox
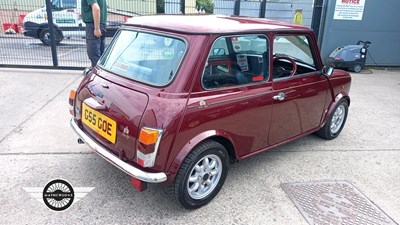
[85,23,106,67]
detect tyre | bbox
[352,64,362,73]
[316,99,348,140]
[40,29,63,45]
[173,141,229,209]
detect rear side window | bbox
[99,30,186,86]
[202,35,269,89]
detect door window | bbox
[273,35,317,79]
[202,35,269,89]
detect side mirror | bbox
[322,65,334,77]
[82,67,93,76]
[213,48,226,56]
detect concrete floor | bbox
[0,68,399,224]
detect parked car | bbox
[69,15,351,209]
[23,0,120,45]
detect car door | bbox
[183,34,274,157]
[268,34,329,146]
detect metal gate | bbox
[0,0,158,69]
[0,0,314,69]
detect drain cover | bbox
[281,181,397,225]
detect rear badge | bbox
[123,126,130,135]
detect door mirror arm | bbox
[321,65,334,77]
[82,67,93,77]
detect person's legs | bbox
[85,23,101,67]
[100,24,106,56]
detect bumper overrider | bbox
[70,119,167,183]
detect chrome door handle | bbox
[273,92,286,101]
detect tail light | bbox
[136,127,163,167]
[69,89,76,115]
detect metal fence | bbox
[0,0,314,69]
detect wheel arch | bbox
[342,95,350,106]
[321,92,350,127]
[37,23,64,38]
[208,135,236,163]
[166,130,237,183]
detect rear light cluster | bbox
[136,127,163,168]
[69,89,76,115]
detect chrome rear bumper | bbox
[70,119,167,183]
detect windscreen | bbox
[99,30,186,86]
[62,0,76,8]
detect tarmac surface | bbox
[0,68,399,224]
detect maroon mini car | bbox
[70,15,351,208]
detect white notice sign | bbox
[334,0,366,20]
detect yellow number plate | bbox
[81,103,117,144]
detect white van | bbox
[23,0,119,45]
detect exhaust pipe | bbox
[78,138,85,144]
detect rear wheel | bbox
[40,29,63,45]
[316,99,348,140]
[173,141,229,209]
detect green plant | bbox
[196,0,213,14]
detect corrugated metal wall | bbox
[214,0,314,27]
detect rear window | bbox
[99,30,186,86]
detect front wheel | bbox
[316,99,349,140]
[352,64,362,73]
[173,141,229,209]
